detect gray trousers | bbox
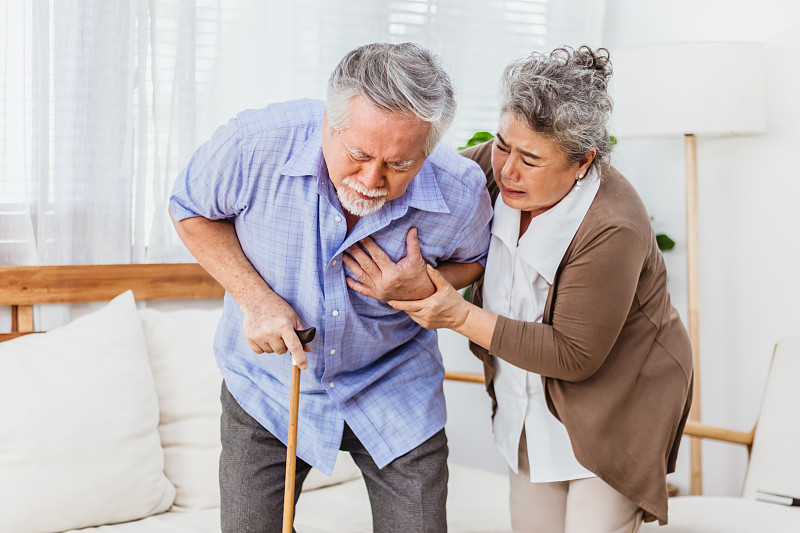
[220,381,449,533]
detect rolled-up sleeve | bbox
[170,117,248,222]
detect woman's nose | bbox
[502,157,519,182]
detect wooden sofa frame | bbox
[0,262,750,481]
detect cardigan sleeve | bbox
[489,218,648,382]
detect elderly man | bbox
[169,42,492,532]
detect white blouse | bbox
[483,168,600,483]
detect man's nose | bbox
[358,162,384,189]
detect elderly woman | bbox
[350,46,693,532]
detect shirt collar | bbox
[279,126,328,180]
[491,167,600,284]
[390,158,450,215]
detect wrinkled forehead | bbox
[339,96,430,160]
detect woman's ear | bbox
[578,148,597,175]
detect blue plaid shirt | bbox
[170,99,492,473]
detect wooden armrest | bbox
[440,376,757,449]
[684,420,754,447]
[444,371,484,384]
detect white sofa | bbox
[0,291,511,533]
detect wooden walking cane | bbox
[283,327,316,533]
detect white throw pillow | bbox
[0,291,175,533]
[138,307,224,510]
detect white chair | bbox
[641,337,800,532]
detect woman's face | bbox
[491,112,594,217]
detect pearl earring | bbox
[575,173,583,191]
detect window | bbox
[2,0,597,265]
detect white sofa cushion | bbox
[62,509,221,533]
[0,291,175,533]
[64,463,510,533]
[639,496,800,532]
[139,307,224,510]
[295,462,512,533]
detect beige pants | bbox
[509,430,643,533]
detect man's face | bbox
[322,95,430,217]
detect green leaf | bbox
[609,135,618,145]
[461,286,472,302]
[656,233,676,252]
[458,131,495,151]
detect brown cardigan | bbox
[461,141,693,525]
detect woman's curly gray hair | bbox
[500,46,614,167]
[327,42,456,156]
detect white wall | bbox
[603,0,800,496]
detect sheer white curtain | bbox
[1,1,135,266]
[0,0,607,268]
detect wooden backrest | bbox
[0,263,224,341]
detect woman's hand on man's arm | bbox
[387,264,497,349]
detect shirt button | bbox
[330,349,336,355]
[329,382,335,388]
[332,310,339,317]
[332,259,338,266]
[335,215,342,222]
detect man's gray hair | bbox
[500,46,614,168]
[326,42,456,156]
